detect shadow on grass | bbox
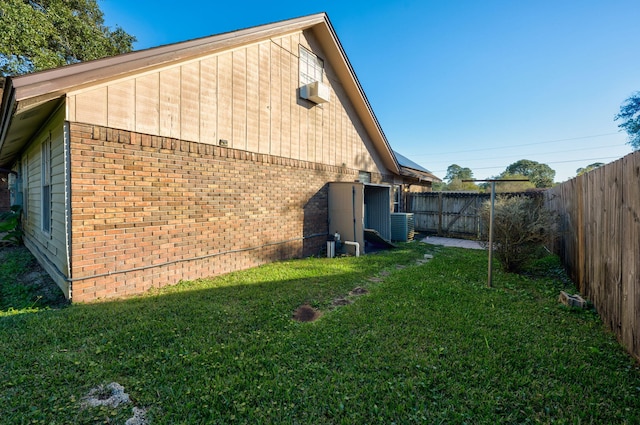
[2,244,640,424]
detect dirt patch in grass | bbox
[349,287,369,296]
[292,304,322,322]
[332,297,352,306]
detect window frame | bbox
[358,170,372,184]
[393,185,402,213]
[22,156,28,221]
[299,45,324,86]
[41,136,51,236]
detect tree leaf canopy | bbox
[615,92,640,150]
[503,159,555,188]
[0,0,136,75]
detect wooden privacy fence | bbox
[407,192,488,238]
[408,191,542,239]
[544,151,640,361]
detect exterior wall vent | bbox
[300,81,330,104]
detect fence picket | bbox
[544,151,640,361]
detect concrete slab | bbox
[421,236,484,250]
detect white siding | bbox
[20,107,69,297]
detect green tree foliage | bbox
[444,178,479,192]
[576,162,604,176]
[615,92,640,150]
[0,0,136,76]
[435,164,478,191]
[494,173,535,193]
[480,195,556,273]
[503,159,555,188]
[444,164,473,182]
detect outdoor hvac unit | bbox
[390,213,415,242]
[300,81,330,104]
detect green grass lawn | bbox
[1,243,639,424]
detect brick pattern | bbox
[69,123,385,301]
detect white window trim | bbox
[299,45,324,86]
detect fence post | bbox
[437,192,443,236]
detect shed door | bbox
[328,182,364,251]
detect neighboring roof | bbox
[393,150,441,183]
[0,13,400,174]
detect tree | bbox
[613,92,640,150]
[444,164,473,182]
[494,173,535,193]
[437,164,478,191]
[444,178,479,192]
[0,0,136,76]
[503,159,555,188]
[576,162,604,176]
[615,92,640,150]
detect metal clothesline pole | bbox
[487,181,496,287]
[463,178,529,288]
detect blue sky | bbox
[101,0,639,182]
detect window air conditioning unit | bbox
[300,81,330,104]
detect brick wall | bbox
[69,123,384,301]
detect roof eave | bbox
[11,13,328,102]
[400,166,442,183]
[0,79,17,167]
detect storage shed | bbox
[328,182,392,255]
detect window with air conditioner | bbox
[299,46,330,103]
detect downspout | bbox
[352,185,357,241]
[63,120,72,300]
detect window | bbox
[299,46,324,86]
[358,171,371,183]
[41,137,51,234]
[22,156,28,221]
[393,185,401,212]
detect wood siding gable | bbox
[66,31,385,173]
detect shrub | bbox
[480,195,556,273]
[0,205,23,245]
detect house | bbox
[393,151,439,193]
[0,172,9,213]
[0,13,439,302]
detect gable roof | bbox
[394,150,441,183]
[0,13,399,174]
